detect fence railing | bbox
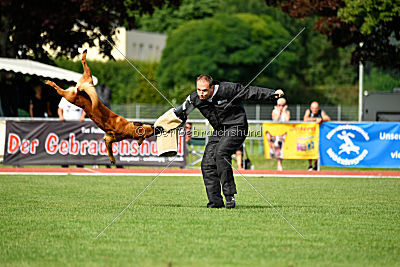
[110,103,358,121]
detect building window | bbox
[138,43,144,60]
[132,43,137,58]
[148,44,153,60]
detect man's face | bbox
[310,103,319,115]
[197,80,214,100]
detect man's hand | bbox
[274,89,284,98]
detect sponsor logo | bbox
[325,125,369,166]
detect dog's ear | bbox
[265,131,271,140]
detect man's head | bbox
[196,75,214,100]
[310,101,320,115]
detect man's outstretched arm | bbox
[226,82,283,102]
[174,95,195,121]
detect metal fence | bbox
[110,103,358,121]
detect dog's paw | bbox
[137,137,144,146]
[109,156,116,165]
[78,48,87,54]
[44,80,55,87]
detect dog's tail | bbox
[77,50,99,111]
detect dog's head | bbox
[265,131,287,158]
[132,122,155,141]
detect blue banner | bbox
[320,122,400,168]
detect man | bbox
[30,83,54,118]
[303,101,331,171]
[174,75,283,208]
[58,92,86,167]
[58,96,86,122]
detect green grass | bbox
[1,175,400,266]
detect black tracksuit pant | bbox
[201,126,247,208]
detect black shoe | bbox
[308,165,313,171]
[313,165,318,171]
[225,195,236,209]
[207,202,224,208]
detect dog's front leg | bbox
[137,137,144,146]
[104,134,116,164]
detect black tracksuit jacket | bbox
[176,81,276,129]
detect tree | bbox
[265,0,400,69]
[137,0,217,34]
[156,13,299,103]
[0,0,180,62]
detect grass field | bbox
[1,174,400,266]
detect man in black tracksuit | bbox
[175,75,283,208]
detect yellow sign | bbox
[262,122,319,159]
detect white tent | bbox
[0,58,98,85]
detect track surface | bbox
[0,167,399,178]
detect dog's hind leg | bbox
[77,50,99,111]
[45,80,78,103]
[104,134,116,164]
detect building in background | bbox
[84,28,167,62]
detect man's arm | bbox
[321,110,331,122]
[303,109,313,121]
[245,85,283,101]
[174,95,195,121]
[80,110,86,122]
[272,109,280,121]
[227,82,282,101]
[29,103,34,118]
[57,108,65,121]
[285,110,291,121]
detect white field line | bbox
[0,172,399,178]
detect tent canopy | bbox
[0,58,98,85]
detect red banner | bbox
[4,120,186,166]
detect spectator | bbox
[272,97,290,171]
[184,122,193,143]
[58,91,86,167]
[303,101,331,171]
[235,145,244,170]
[272,97,290,122]
[58,96,86,122]
[29,84,51,117]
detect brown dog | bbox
[45,50,154,164]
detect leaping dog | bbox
[45,50,154,164]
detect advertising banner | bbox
[320,122,400,168]
[262,122,319,159]
[4,120,186,166]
